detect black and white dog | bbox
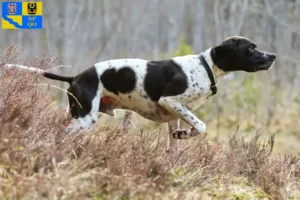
[6,36,276,147]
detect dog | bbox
[5,36,276,149]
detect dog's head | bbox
[211,36,276,72]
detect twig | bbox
[33,83,83,108]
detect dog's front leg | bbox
[159,97,206,139]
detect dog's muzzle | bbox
[267,53,276,61]
[266,53,276,70]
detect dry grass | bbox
[0,46,300,199]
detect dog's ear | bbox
[211,38,239,72]
[215,39,238,58]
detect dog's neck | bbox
[200,48,229,83]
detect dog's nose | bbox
[269,53,276,61]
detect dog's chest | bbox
[186,93,210,111]
[172,55,212,110]
[186,76,212,111]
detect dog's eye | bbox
[249,44,256,51]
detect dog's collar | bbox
[199,54,217,96]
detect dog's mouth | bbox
[249,54,276,72]
[255,61,274,71]
[249,62,273,72]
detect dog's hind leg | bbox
[166,119,180,151]
[87,86,102,129]
[66,84,103,135]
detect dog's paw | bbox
[172,127,201,139]
[172,129,190,139]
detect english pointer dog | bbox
[5,36,276,148]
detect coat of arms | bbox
[27,3,37,15]
[7,3,17,15]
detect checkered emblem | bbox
[7,3,17,15]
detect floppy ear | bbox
[211,39,239,71]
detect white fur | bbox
[268,61,275,70]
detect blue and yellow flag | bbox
[2,2,43,29]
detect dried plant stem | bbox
[33,83,83,108]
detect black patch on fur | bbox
[100,67,136,95]
[67,66,99,118]
[144,59,188,101]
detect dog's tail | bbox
[4,64,74,84]
[43,72,73,84]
